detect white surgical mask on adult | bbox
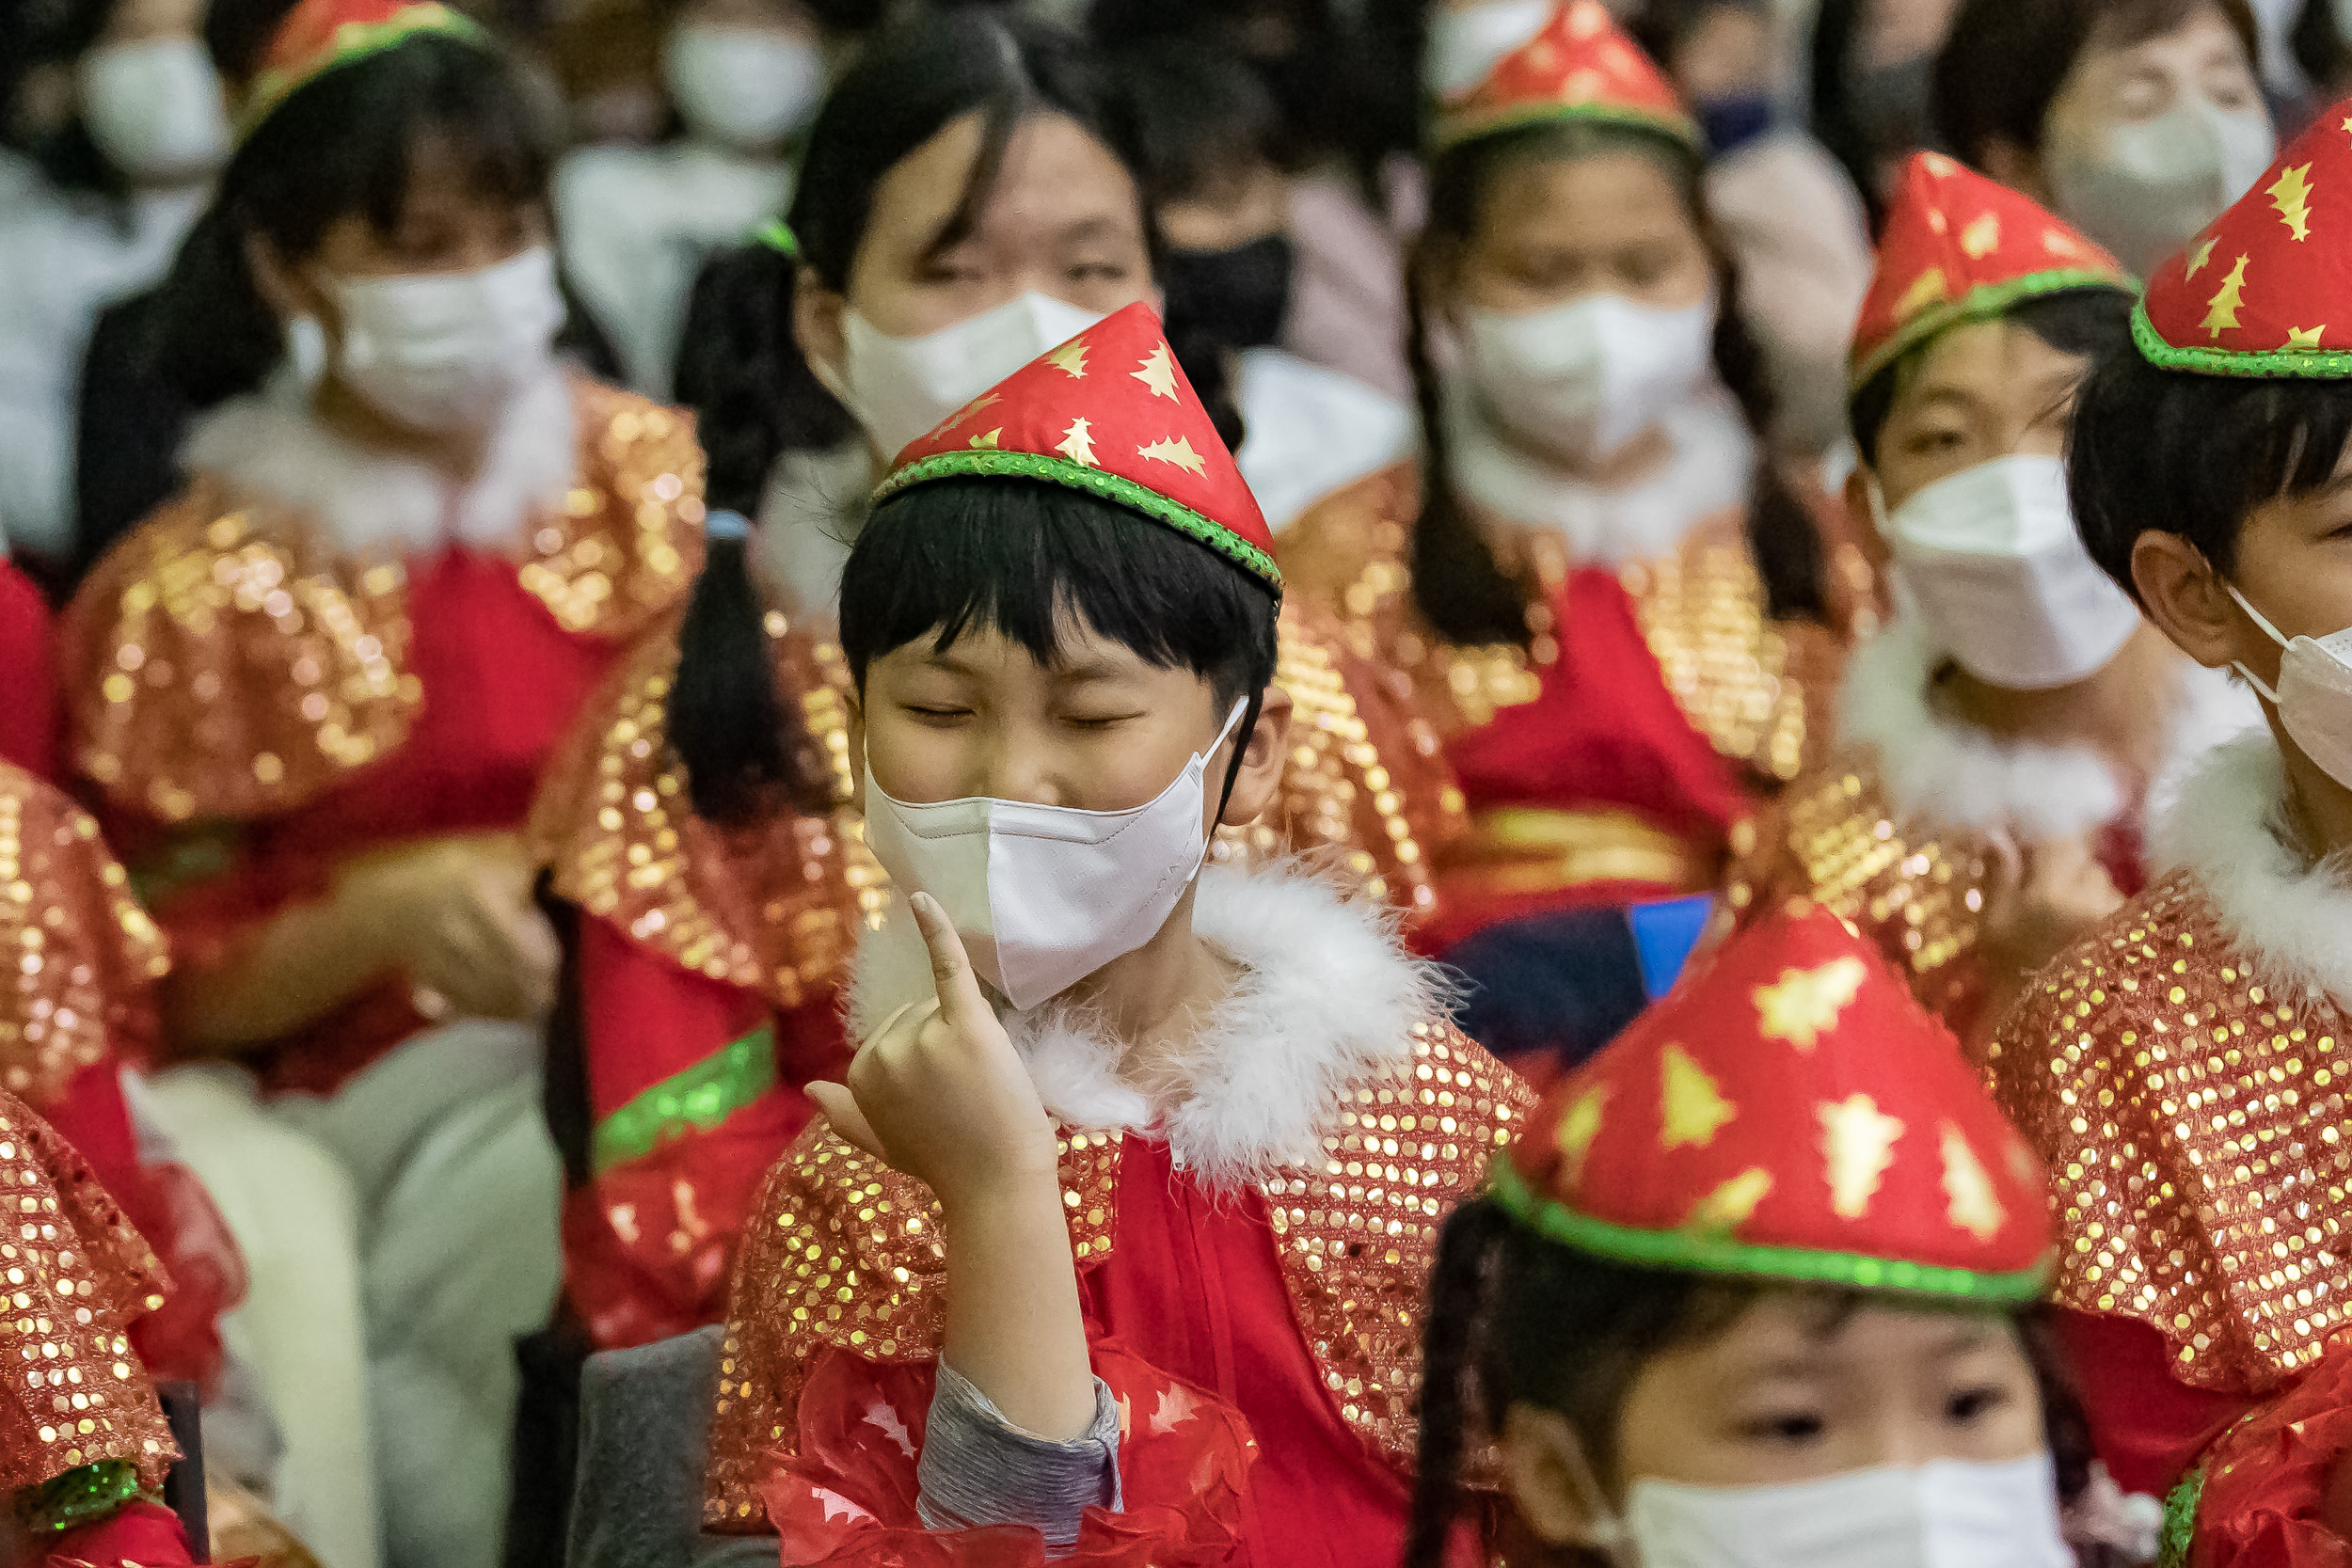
[1602,1453,2075,1568]
[1878,453,2142,689]
[1459,293,1717,468]
[827,292,1107,462]
[326,245,566,434]
[1424,0,1556,96]
[76,38,230,184]
[2045,99,2276,277]
[2225,585,2352,789]
[662,24,825,152]
[861,700,1249,1010]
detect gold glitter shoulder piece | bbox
[1984,871,2352,1394]
[516,381,707,641]
[64,489,420,825]
[528,611,885,1009]
[0,1094,180,1496]
[704,1017,1531,1530]
[1725,750,1999,1047]
[0,765,168,1112]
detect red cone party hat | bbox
[1493,905,2054,1301]
[874,302,1280,594]
[1433,0,1699,154]
[241,0,486,135]
[1851,151,2133,388]
[2138,98,2352,376]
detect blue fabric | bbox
[1628,895,1715,1001]
[1445,908,1650,1078]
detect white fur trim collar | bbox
[181,364,578,557]
[1838,616,2262,839]
[847,864,1450,1191]
[2152,729,2352,1006]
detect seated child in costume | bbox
[1984,100,2352,1563]
[697,303,1533,1564]
[1406,903,2119,1567]
[1725,151,2256,1053]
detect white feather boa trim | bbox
[846,863,1451,1192]
[2152,729,2352,1006]
[181,364,578,558]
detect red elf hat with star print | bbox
[2137,99,2352,376]
[1851,151,2133,389]
[1491,904,2053,1302]
[239,0,488,138]
[873,302,1280,594]
[1433,0,1700,155]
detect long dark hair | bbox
[667,9,1242,828]
[1405,119,1826,649]
[1403,1198,2101,1566]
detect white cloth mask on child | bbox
[2226,584,2352,789]
[827,293,1107,463]
[662,24,825,151]
[1424,0,1556,95]
[861,700,1249,1010]
[1878,453,2142,689]
[326,245,565,434]
[76,37,230,184]
[1459,293,1717,468]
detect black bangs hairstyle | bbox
[1848,286,2134,465]
[1403,1198,2102,1567]
[840,477,1280,800]
[1407,119,1828,649]
[2068,341,2352,599]
[152,28,548,408]
[669,9,1246,827]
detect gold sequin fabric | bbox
[1726,750,1998,1046]
[66,378,705,824]
[0,1096,179,1496]
[703,1018,1530,1530]
[529,613,881,1010]
[1987,871,2352,1393]
[0,765,168,1113]
[1279,463,1830,787]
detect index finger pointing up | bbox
[908,892,994,1029]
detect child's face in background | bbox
[1502,1292,2046,1546]
[1435,148,1711,323]
[1863,318,2092,515]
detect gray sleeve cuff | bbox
[914,1362,1123,1550]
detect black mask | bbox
[1162,233,1295,350]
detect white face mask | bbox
[1424,0,1556,96]
[325,245,566,435]
[2225,586,2352,789]
[1878,453,2142,689]
[76,37,230,185]
[861,700,1249,1010]
[1597,1454,2074,1568]
[827,292,1107,462]
[662,24,825,152]
[2045,99,2276,277]
[1460,293,1717,468]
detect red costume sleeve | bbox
[0,562,58,782]
[758,1340,1255,1568]
[2055,1309,2262,1499]
[2185,1336,2352,1568]
[45,1499,199,1566]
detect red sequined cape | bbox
[702,1019,1532,1568]
[0,559,58,781]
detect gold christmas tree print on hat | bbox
[1492,904,2055,1301]
[873,303,1281,594]
[1432,0,1700,154]
[2137,97,2352,376]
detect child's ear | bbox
[1216,685,1294,830]
[846,690,866,801]
[1499,1402,1602,1547]
[2130,530,2243,673]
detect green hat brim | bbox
[1850,268,2136,392]
[2130,296,2352,379]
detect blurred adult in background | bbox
[1933,0,2272,279]
[1808,0,1963,217]
[1633,0,1873,452]
[552,0,881,396]
[1115,38,1414,531]
[60,0,708,1561]
[0,0,230,581]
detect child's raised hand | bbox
[806,893,1061,1210]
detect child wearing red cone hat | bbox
[1978,100,2352,1565]
[1406,904,2104,1567]
[1724,152,2259,1053]
[1279,0,1864,1076]
[687,303,1534,1566]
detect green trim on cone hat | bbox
[873,303,1281,594]
[1432,0,1700,154]
[1497,904,2056,1303]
